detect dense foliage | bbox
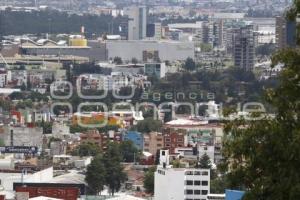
[221,30,300,200]
[0,9,127,37]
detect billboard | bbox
[0,146,38,154]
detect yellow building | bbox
[69,38,87,47]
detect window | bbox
[194,171,201,175]
[177,138,183,142]
[165,138,171,142]
[202,181,208,186]
[194,190,201,195]
[185,171,193,175]
[185,190,193,195]
[185,180,193,185]
[202,190,208,195]
[202,171,209,176]
[194,180,201,185]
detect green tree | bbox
[143,167,156,194]
[72,142,101,157]
[198,153,212,169]
[131,57,138,64]
[221,12,300,198]
[171,159,185,168]
[119,141,140,163]
[85,155,106,195]
[113,57,123,65]
[103,143,127,196]
[134,118,162,133]
[183,57,196,71]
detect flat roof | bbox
[21,46,91,49]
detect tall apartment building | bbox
[124,6,147,40]
[233,25,256,70]
[163,131,185,154]
[202,21,214,46]
[213,19,224,48]
[155,150,210,200]
[276,16,296,49]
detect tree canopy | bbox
[221,25,300,200]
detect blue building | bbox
[225,190,245,200]
[123,131,143,150]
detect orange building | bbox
[72,112,122,127]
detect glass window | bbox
[202,181,208,186]
[185,171,193,175]
[194,171,201,175]
[202,190,208,195]
[202,171,209,176]
[194,180,201,185]
[185,180,193,185]
[194,190,201,195]
[185,190,193,195]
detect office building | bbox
[233,25,255,70]
[125,6,147,40]
[154,150,210,200]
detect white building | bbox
[154,150,210,200]
[0,167,53,191]
[105,40,195,62]
[0,71,7,88]
[78,72,146,91]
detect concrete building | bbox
[143,132,164,155]
[80,129,122,150]
[78,72,146,91]
[0,126,43,148]
[154,150,210,200]
[21,40,106,62]
[105,40,195,62]
[80,129,102,148]
[163,131,185,154]
[125,6,147,40]
[233,25,256,70]
[213,20,224,47]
